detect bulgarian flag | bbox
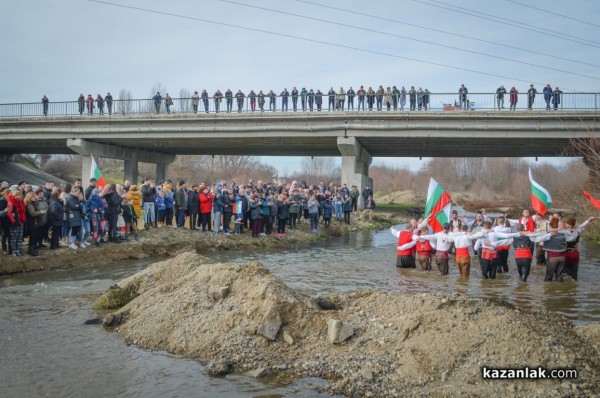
[91,156,106,188]
[528,167,552,215]
[584,191,600,209]
[424,178,451,233]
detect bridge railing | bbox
[2,93,599,118]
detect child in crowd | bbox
[156,191,166,227]
[121,197,139,241]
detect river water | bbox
[1,228,599,397]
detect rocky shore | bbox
[0,211,400,275]
[97,252,600,398]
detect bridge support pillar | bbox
[337,137,372,208]
[124,153,139,185]
[0,154,12,162]
[156,163,169,182]
[67,139,175,187]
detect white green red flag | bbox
[528,167,552,215]
[424,177,452,233]
[91,156,106,189]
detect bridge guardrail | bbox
[1,93,599,118]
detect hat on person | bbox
[89,177,97,182]
[216,182,223,189]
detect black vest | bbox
[512,235,532,249]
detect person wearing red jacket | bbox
[509,87,518,111]
[6,190,26,256]
[199,186,215,232]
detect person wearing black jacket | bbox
[141,178,156,229]
[327,87,335,111]
[276,194,289,236]
[187,185,200,230]
[218,189,233,234]
[84,178,97,201]
[47,191,64,250]
[102,184,123,243]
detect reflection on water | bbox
[212,229,600,326]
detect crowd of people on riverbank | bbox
[0,177,376,257]
[391,209,595,283]
[36,82,565,116]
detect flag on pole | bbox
[528,167,552,215]
[424,177,452,233]
[91,156,106,188]
[583,191,600,209]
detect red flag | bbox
[584,191,600,209]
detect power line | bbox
[292,0,600,69]
[219,0,600,80]
[87,0,579,90]
[505,0,600,29]
[413,0,600,48]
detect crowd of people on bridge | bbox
[391,209,595,283]
[36,82,565,116]
[0,176,376,257]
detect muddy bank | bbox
[99,252,600,398]
[0,211,401,276]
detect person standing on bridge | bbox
[527,84,537,110]
[291,87,298,111]
[400,86,407,111]
[41,95,49,116]
[78,94,85,116]
[496,85,507,110]
[384,87,393,111]
[337,87,345,110]
[105,92,113,115]
[236,90,245,113]
[153,92,162,114]
[509,87,518,111]
[307,89,315,111]
[191,91,200,113]
[423,89,431,110]
[86,94,94,115]
[376,86,385,111]
[347,86,355,110]
[300,88,308,111]
[258,90,265,112]
[392,86,399,110]
[552,87,562,110]
[214,90,223,113]
[249,90,256,112]
[357,86,366,111]
[458,84,469,110]
[417,88,424,111]
[225,89,233,113]
[327,87,335,111]
[201,90,209,113]
[281,88,289,112]
[543,84,552,110]
[96,94,104,115]
[164,93,174,114]
[268,90,276,112]
[315,89,323,111]
[367,87,375,111]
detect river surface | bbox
[1,228,599,397]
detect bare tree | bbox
[117,89,132,115]
[568,137,600,182]
[179,88,191,114]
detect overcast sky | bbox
[3,0,599,173]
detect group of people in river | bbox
[0,177,376,257]
[391,209,595,283]
[36,82,564,116]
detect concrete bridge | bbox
[0,111,598,190]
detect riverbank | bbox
[0,211,402,276]
[98,252,600,398]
